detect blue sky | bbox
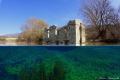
[0,0,119,35]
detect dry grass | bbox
[5,37,17,41]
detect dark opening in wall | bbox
[55,41,59,45]
[57,30,59,35]
[64,40,69,45]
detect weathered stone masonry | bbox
[44,19,86,46]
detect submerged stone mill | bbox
[44,19,86,46]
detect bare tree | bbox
[18,17,48,44]
[82,0,120,41]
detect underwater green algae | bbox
[19,61,65,80]
[0,46,120,80]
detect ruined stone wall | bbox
[81,24,86,43]
[44,27,49,43]
[67,20,76,44]
[49,25,57,44]
[58,27,68,43]
[44,19,86,45]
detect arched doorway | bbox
[55,41,59,45]
[46,41,49,45]
[64,40,69,45]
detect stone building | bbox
[44,19,86,46]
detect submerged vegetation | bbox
[1,46,120,80]
[19,61,65,80]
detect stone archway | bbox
[64,40,69,45]
[55,40,59,45]
[46,41,49,45]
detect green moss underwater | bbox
[0,46,120,80]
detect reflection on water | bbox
[0,37,120,46]
[0,41,120,46]
[0,41,37,46]
[86,41,120,46]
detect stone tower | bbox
[67,19,86,46]
[49,25,57,44]
[44,27,50,45]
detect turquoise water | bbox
[0,46,120,80]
